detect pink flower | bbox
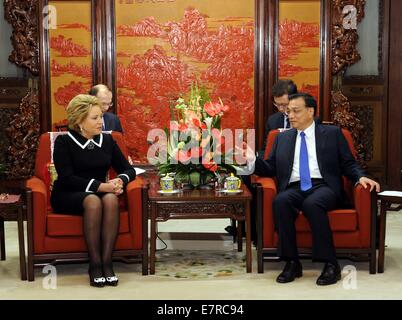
[192,118,207,130]
[221,104,229,112]
[203,162,218,172]
[192,118,202,128]
[179,123,188,132]
[204,102,221,117]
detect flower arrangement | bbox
[157,84,238,188]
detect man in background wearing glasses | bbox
[89,84,123,133]
[260,79,298,156]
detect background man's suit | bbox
[260,112,289,156]
[103,112,123,132]
[255,124,365,261]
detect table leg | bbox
[378,200,387,273]
[237,221,242,252]
[17,207,27,280]
[245,201,252,273]
[150,203,157,275]
[26,189,34,281]
[0,217,5,261]
[231,219,236,244]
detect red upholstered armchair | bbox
[26,132,148,281]
[255,129,377,274]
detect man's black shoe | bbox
[276,260,303,283]
[316,262,341,286]
[224,225,236,236]
[225,225,257,244]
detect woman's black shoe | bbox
[90,276,106,287]
[88,266,105,288]
[103,262,118,286]
[105,275,119,286]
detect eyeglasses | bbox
[273,102,289,109]
[102,102,113,108]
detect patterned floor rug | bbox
[154,250,247,279]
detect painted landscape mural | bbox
[48,1,93,128]
[115,0,255,162]
[278,0,320,106]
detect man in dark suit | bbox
[252,93,380,286]
[260,79,298,156]
[89,84,123,133]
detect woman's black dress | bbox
[50,129,136,215]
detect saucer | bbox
[157,189,181,194]
[217,189,243,194]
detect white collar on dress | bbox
[67,131,103,149]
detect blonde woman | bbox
[50,94,135,287]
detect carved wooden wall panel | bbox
[339,0,391,184]
[352,104,374,162]
[331,0,366,75]
[5,83,40,178]
[0,78,29,174]
[0,78,28,176]
[331,91,366,168]
[330,0,367,169]
[3,1,39,179]
[4,0,39,75]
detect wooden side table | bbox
[377,194,402,273]
[147,181,252,275]
[0,185,32,281]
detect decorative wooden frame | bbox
[387,0,402,189]
[4,0,39,76]
[343,0,386,83]
[254,0,269,151]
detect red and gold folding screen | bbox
[278,0,321,105]
[115,0,255,162]
[48,0,94,128]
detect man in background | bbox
[260,79,298,156]
[89,84,123,133]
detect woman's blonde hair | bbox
[66,94,101,131]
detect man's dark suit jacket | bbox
[103,112,123,133]
[255,124,365,202]
[260,112,287,157]
[264,112,287,140]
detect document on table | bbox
[378,191,402,197]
